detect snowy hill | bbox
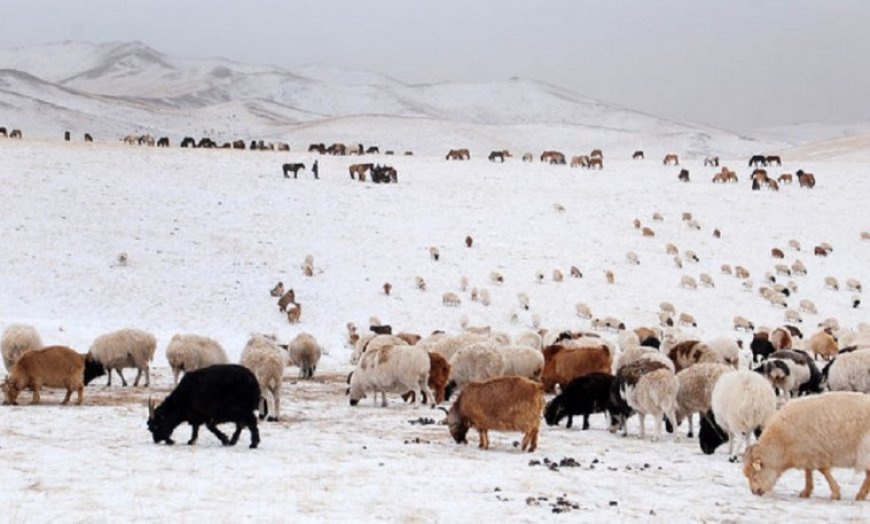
[0,41,781,157]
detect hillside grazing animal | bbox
[680,275,698,289]
[2,324,43,372]
[544,372,615,430]
[570,155,589,168]
[88,328,156,387]
[586,157,603,169]
[540,151,566,164]
[678,169,690,182]
[429,246,440,261]
[349,344,433,407]
[824,276,839,290]
[147,364,261,448]
[553,269,564,282]
[165,334,229,386]
[9,129,22,139]
[570,265,583,278]
[704,155,720,167]
[488,151,506,162]
[348,163,373,180]
[270,282,284,297]
[0,127,6,137]
[383,282,392,296]
[540,344,612,393]
[797,171,816,188]
[465,235,473,248]
[308,143,326,154]
[700,372,776,459]
[674,363,733,438]
[240,334,285,421]
[748,155,768,167]
[286,303,302,323]
[846,278,863,293]
[575,302,593,319]
[415,276,426,290]
[667,340,723,371]
[605,270,615,284]
[282,163,305,178]
[3,346,104,405]
[767,179,780,191]
[743,392,870,500]
[442,292,461,307]
[663,153,679,165]
[766,155,782,166]
[778,173,793,184]
[642,227,655,237]
[446,148,470,160]
[447,376,544,452]
[522,153,533,162]
[277,289,296,312]
[807,330,838,361]
[83,133,93,142]
[770,248,785,259]
[286,333,323,379]
[633,150,644,159]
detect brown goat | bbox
[278,289,297,312]
[3,346,88,405]
[642,227,655,237]
[541,344,612,393]
[287,303,302,323]
[447,376,544,452]
[771,248,785,259]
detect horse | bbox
[766,155,782,166]
[522,153,533,162]
[678,169,690,182]
[326,143,346,155]
[541,151,565,164]
[180,137,196,148]
[748,155,768,167]
[590,149,603,158]
[84,133,93,142]
[703,155,719,167]
[349,163,373,180]
[276,142,290,151]
[446,149,470,160]
[371,165,397,183]
[64,131,70,141]
[767,179,779,191]
[157,137,170,147]
[488,151,505,162]
[751,168,769,183]
[632,150,644,160]
[586,157,603,169]
[139,134,155,146]
[282,163,306,179]
[777,173,792,184]
[9,129,22,139]
[365,146,379,154]
[662,153,679,165]
[570,155,589,168]
[308,143,326,154]
[197,137,216,149]
[797,170,816,188]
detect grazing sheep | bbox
[570,266,583,278]
[705,337,741,368]
[680,275,697,289]
[270,282,284,297]
[500,345,545,380]
[535,271,545,284]
[349,344,433,407]
[470,288,479,302]
[2,324,43,372]
[626,251,640,265]
[798,299,817,315]
[277,289,297,312]
[541,344,612,393]
[351,334,406,365]
[544,372,615,430]
[619,361,679,441]
[286,333,322,378]
[659,312,675,327]
[605,270,615,284]
[818,317,841,331]
[575,302,593,319]
[769,327,793,350]
[791,260,807,276]
[823,349,870,393]
[3,346,104,405]
[700,370,777,459]
[415,276,426,291]
[825,276,840,290]
[660,302,676,315]
[513,330,543,350]
[616,346,675,373]
[240,334,285,421]
[165,334,229,386]
[771,248,785,259]
[403,351,452,405]
[666,243,679,255]
[734,266,750,279]
[383,282,392,295]
[807,330,838,361]
[642,227,655,237]
[479,289,491,306]
[552,269,564,282]
[847,278,863,293]
[429,333,489,362]
[652,212,663,221]
[774,264,791,276]
[743,392,870,500]
[684,250,699,263]
[517,292,530,310]
[788,239,801,251]
[489,271,504,285]
[667,340,722,372]
[460,315,491,336]
[674,363,733,437]
[447,376,544,452]
[721,264,732,275]
[442,292,461,307]
[286,303,302,323]
[445,342,505,400]
[678,312,698,327]
[734,316,755,332]
[429,246,440,261]
[88,328,156,387]
[673,255,683,268]
[757,350,823,397]
[784,309,803,324]
[633,218,642,229]
[700,273,715,287]
[465,235,473,248]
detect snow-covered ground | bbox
[0,138,868,521]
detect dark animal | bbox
[371,165,397,183]
[752,179,761,191]
[678,169,690,182]
[698,410,748,455]
[197,137,216,148]
[282,163,305,179]
[147,364,261,449]
[769,350,823,395]
[751,332,776,363]
[704,156,720,167]
[180,137,195,148]
[157,137,170,147]
[465,235,473,248]
[369,325,393,335]
[9,129,22,139]
[488,151,505,162]
[796,170,816,188]
[232,140,245,150]
[748,155,768,167]
[632,150,644,159]
[1,127,9,137]
[544,372,617,430]
[64,131,70,141]
[766,155,782,166]
[84,133,93,142]
[309,143,326,154]
[365,146,379,154]
[326,143,346,155]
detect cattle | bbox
[147,364,261,449]
[632,150,644,159]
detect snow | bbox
[0,137,868,520]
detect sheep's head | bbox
[543,398,564,426]
[146,398,175,445]
[83,356,106,385]
[2,378,19,405]
[447,403,468,444]
[742,444,780,496]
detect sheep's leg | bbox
[106,370,112,387]
[521,432,530,451]
[144,367,150,387]
[652,414,662,442]
[565,415,573,429]
[687,413,694,438]
[857,471,870,501]
[667,411,680,442]
[229,423,244,445]
[188,424,200,445]
[262,390,277,422]
[205,422,230,445]
[31,386,40,405]
[62,387,72,405]
[727,434,737,460]
[799,469,814,498]
[582,414,590,430]
[134,368,142,387]
[247,413,260,449]
[116,369,128,387]
[819,467,841,500]
[273,389,280,421]
[638,414,646,439]
[380,391,388,408]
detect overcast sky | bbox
[1,0,867,130]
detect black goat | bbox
[544,372,616,430]
[147,364,261,449]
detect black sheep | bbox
[544,372,616,430]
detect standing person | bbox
[312,159,319,180]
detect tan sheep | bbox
[824,276,839,290]
[791,260,807,275]
[605,270,615,284]
[807,330,838,361]
[575,302,593,319]
[799,299,817,314]
[287,332,322,378]
[721,264,732,275]
[700,273,715,287]
[2,324,43,372]
[286,303,302,323]
[660,302,676,315]
[666,243,679,255]
[743,392,870,500]
[269,282,284,297]
[442,292,461,307]
[735,266,750,279]
[733,316,755,332]
[642,227,655,237]
[240,334,285,421]
[680,275,698,289]
[165,334,228,386]
[88,328,156,387]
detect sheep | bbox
[700,370,777,459]
[750,332,775,363]
[769,327,793,350]
[735,266,750,279]
[791,260,808,276]
[633,218,642,229]
[784,309,802,324]
[470,288,479,302]
[517,292,530,310]
[660,302,676,315]
[489,271,504,285]
[513,330,542,350]
[240,334,285,421]
[286,333,322,379]
[799,299,817,315]
[396,332,421,345]
[286,302,302,323]
[788,239,801,251]
[535,271,545,284]
[277,289,297,312]
[571,303,593,321]
[743,392,870,500]
[686,219,701,230]
[619,361,679,441]
[403,351,452,405]
[764,272,777,284]
[700,273,715,287]
[705,337,741,368]
[479,289,491,306]
[678,312,698,327]
[442,292,461,307]
[165,334,229,386]
[721,264,732,275]
[460,315,491,336]
[626,251,640,265]
[823,349,870,393]
[447,376,544,452]
[429,333,489,362]
[2,324,43,372]
[541,344,612,393]
[552,269,564,282]
[734,316,755,332]
[414,332,449,353]
[767,293,788,309]
[605,270,615,284]
[618,330,640,351]
[383,282,392,295]
[88,328,156,387]
[544,372,615,430]
[667,340,722,372]
[847,278,863,293]
[415,276,426,291]
[673,255,683,269]
[757,349,823,397]
[459,276,469,291]
[634,326,661,345]
[653,212,664,221]
[685,250,699,263]
[3,346,104,405]
[818,317,840,331]
[666,243,679,255]
[269,282,284,297]
[499,345,545,380]
[465,235,473,248]
[659,311,675,327]
[642,227,655,237]
[445,342,505,400]
[570,266,583,278]
[773,264,791,276]
[825,276,840,290]
[680,275,698,289]
[429,246,440,261]
[351,334,407,365]
[673,362,733,438]
[807,330,838,361]
[713,228,722,238]
[349,344,433,407]
[616,346,675,373]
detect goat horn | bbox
[436,407,449,415]
[147,395,155,418]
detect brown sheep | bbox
[771,248,785,259]
[642,227,655,237]
[465,235,473,248]
[383,282,392,295]
[814,245,829,257]
[667,340,717,372]
[743,392,870,500]
[807,330,838,361]
[3,346,102,405]
[287,303,302,323]
[769,327,792,350]
[277,289,296,312]
[447,376,544,452]
[269,282,284,297]
[540,344,612,393]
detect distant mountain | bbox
[0,40,779,156]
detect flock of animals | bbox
[2,129,869,503]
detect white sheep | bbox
[733,316,755,332]
[499,345,544,380]
[415,276,426,291]
[708,370,777,459]
[442,292,461,307]
[617,330,640,351]
[846,278,862,293]
[2,324,43,372]
[721,264,732,275]
[351,334,407,365]
[799,299,817,314]
[460,315,491,336]
[552,269,564,282]
[513,330,542,350]
[616,346,675,373]
[680,275,698,289]
[88,328,156,387]
[700,273,715,288]
[287,332,322,379]
[660,302,676,315]
[674,362,732,437]
[626,251,640,265]
[784,309,803,324]
[429,333,489,362]
[446,341,505,399]
[824,349,870,393]
[348,344,433,407]
[165,334,228,386]
[791,260,807,276]
[622,367,679,442]
[489,271,504,285]
[825,276,839,290]
[705,337,741,368]
[575,302,593,319]
[517,292,530,310]
[240,334,285,420]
